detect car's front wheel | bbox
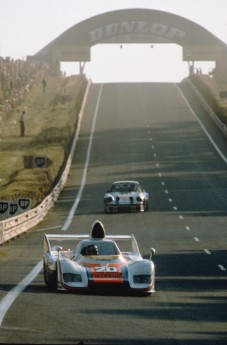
[43,261,57,290]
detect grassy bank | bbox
[0,74,87,208]
[189,74,227,125]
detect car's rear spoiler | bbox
[44,233,137,254]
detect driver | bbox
[81,244,99,256]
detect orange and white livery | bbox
[43,220,155,294]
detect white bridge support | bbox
[0,80,91,245]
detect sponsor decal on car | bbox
[82,262,124,283]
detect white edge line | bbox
[0,84,103,327]
[0,261,43,326]
[175,84,227,165]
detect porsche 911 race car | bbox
[104,180,149,213]
[43,220,155,294]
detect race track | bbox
[0,82,227,345]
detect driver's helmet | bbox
[85,244,99,255]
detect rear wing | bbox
[44,233,139,254]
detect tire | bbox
[104,205,111,214]
[43,261,57,290]
[144,201,149,211]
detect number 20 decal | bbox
[94,266,118,272]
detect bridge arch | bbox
[29,8,227,81]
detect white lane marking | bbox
[204,249,211,255]
[0,84,103,327]
[218,265,226,271]
[185,226,191,231]
[169,198,173,203]
[173,206,178,210]
[179,215,184,220]
[194,237,200,242]
[62,84,103,231]
[175,84,227,165]
[0,261,43,327]
[158,172,162,177]
[161,181,165,186]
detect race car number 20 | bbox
[94,266,118,273]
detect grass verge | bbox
[0,74,87,208]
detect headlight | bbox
[63,273,82,283]
[136,195,144,202]
[133,275,151,284]
[104,196,114,203]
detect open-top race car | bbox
[104,180,149,213]
[43,220,155,294]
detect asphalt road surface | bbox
[0,82,227,345]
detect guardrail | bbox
[0,79,92,245]
[186,78,227,139]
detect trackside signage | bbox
[0,198,31,219]
[24,155,51,169]
[18,198,31,211]
[0,200,9,220]
[89,21,186,43]
[33,156,47,168]
[9,203,18,216]
[0,201,9,217]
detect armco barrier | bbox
[186,78,227,139]
[0,79,92,245]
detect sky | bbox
[0,0,227,82]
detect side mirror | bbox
[149,248,155,260]
[56,246,62,259]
